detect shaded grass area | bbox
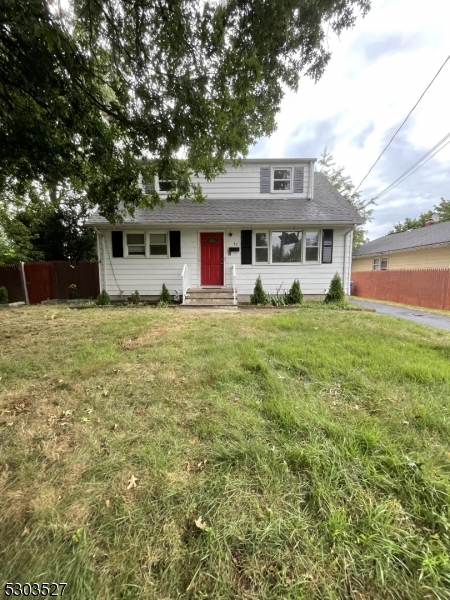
[1,305,450,599]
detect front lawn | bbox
[1,306,449,599]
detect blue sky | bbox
[249,0,450,239]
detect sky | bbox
[248,0,450,240]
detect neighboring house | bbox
[352,220,450,272]
[87,159,362,305]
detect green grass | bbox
[1,305,450,599]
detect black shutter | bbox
[169,231,181,257]
[293,167,304,193]
[260,167,270,193]
[111,231,123,258]
[322,229,333,263]
[241,230,252,264]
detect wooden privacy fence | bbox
[0,261,100,304]
[351,268,450,310]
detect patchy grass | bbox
[1,305,450,600]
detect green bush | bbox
[129,290,141,305]
[0,286,8,304]
[159,283,171,304]
[250,276,269,305]
[287,279,303,304]
[325,273,345,303]
[96,289,111,306]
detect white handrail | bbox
[231,264,237,305]
[181,264,191,304]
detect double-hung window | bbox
[271,167,292,192]
[149,233,168,256]
[126,233,146,256]
[156,175,172,192]
[373,258,380,270]
[255,233,269,263]
[381,258,388,270]
[305,231,319,262]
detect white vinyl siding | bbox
[97,226,349,299]
[190,162,311,199]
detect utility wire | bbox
[370,131,450,202]
[354,53,450,194]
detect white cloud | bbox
[249,0,450,239]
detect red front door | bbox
[201,232,224,286]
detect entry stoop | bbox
[181,287,238,309]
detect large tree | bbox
[0,183,97,264]
[317,148,374,248]
[388,199,450,234]
[1,0,370,221]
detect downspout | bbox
[95,229,108,294]
[343,227,353,294]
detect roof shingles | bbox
[353,220,450,257]
[87,172,363,226]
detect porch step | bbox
[182,287,237,309]
[180,304,239,310]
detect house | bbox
[87,159,363,306]
[352,219,450,271]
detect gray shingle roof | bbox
[353,220,450,257]
[87,172,363,226]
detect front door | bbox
[201,232,224,286]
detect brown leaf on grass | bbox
[194,516,206,530]
[127,475,138,490]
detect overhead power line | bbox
[354,53,450,194]
[369,131,450,202]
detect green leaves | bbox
[1,1,371,221]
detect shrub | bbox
[250,276,269,305]
[96,289,111,306]
[0,286,8,304]
[159,283,171,304]
[287,279,303,305]
[129,290,141,305]
[325,273,345,303]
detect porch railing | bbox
[181,264,191,304]
[231,264,237,305]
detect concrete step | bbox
[186,292,234,300]
[180,304,238,310]
[188,287,233,294]
[185,297,236,305]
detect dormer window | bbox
[271,167,292,193]
[156,175,172,192]
[159,180,172,192]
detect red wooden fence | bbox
[24,262,53,304]
[0,261,100,304]
[351,268,450,310]
[0,265,24,303]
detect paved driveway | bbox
[350,299,450,331]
